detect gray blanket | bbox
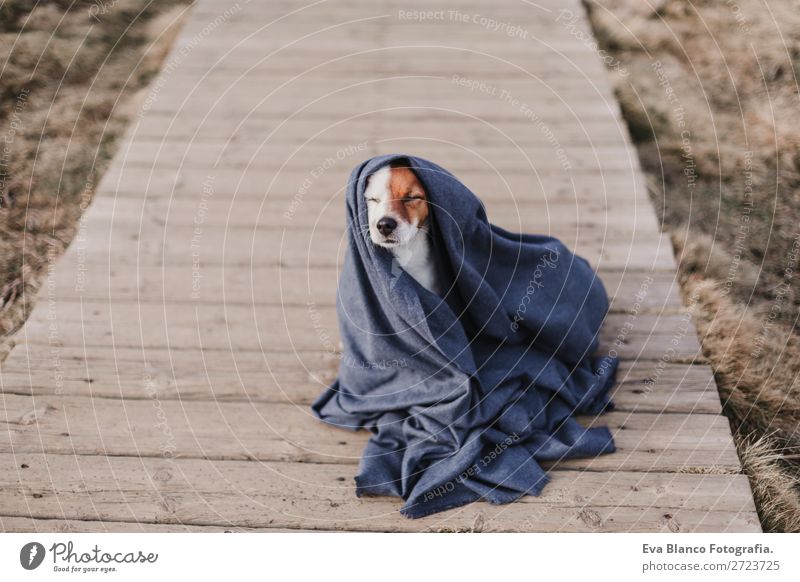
[312,154,618,518]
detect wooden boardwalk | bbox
[0,0,760,532]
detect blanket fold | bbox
[311,154,618,518]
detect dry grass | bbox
[738,434,800,532]
[585,0,800,531]
[0,0,190,359]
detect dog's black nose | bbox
[377,217,397,236]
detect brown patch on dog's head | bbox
[387,159,429,227]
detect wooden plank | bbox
[143,76,617,103]
[144,69,617,93]
[16,297,701,359]
[171,39,609,55]
[112,140,638,173]
[141,89,622,116]
[0,453,760,532]
[170,37,602,55]
[181,11,592,32]
[98,167,649,203]
[131,114,625,144]
[0,517,311,533]
[156,48,607,78]
[184,5,591,26]
[140,85,623,119]
[190,0,585,13]
[155,58,615,82]
[80,195,661,239]
[50,218,675,270]
[40,263,682,313]
[0,348,720,414]
[0,393,735,471]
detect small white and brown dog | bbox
[365,160,444,296]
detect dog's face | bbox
[364,163,429,249]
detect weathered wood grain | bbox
[131,113,625,143]
[99,166,650,205]
[113,140,638,173]
[41,217,676,270]
[0,516,315,533]
[1,392,737,471]
[0,453,759,532]
[0,353,720,414]
[38,262,682,314]
[88,188,657,234]
[16,299,701,360]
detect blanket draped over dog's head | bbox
[312,154,618,518]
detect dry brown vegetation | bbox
[0,0,190,359]
[585,0,800,531]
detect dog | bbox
[364,159,444,296]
